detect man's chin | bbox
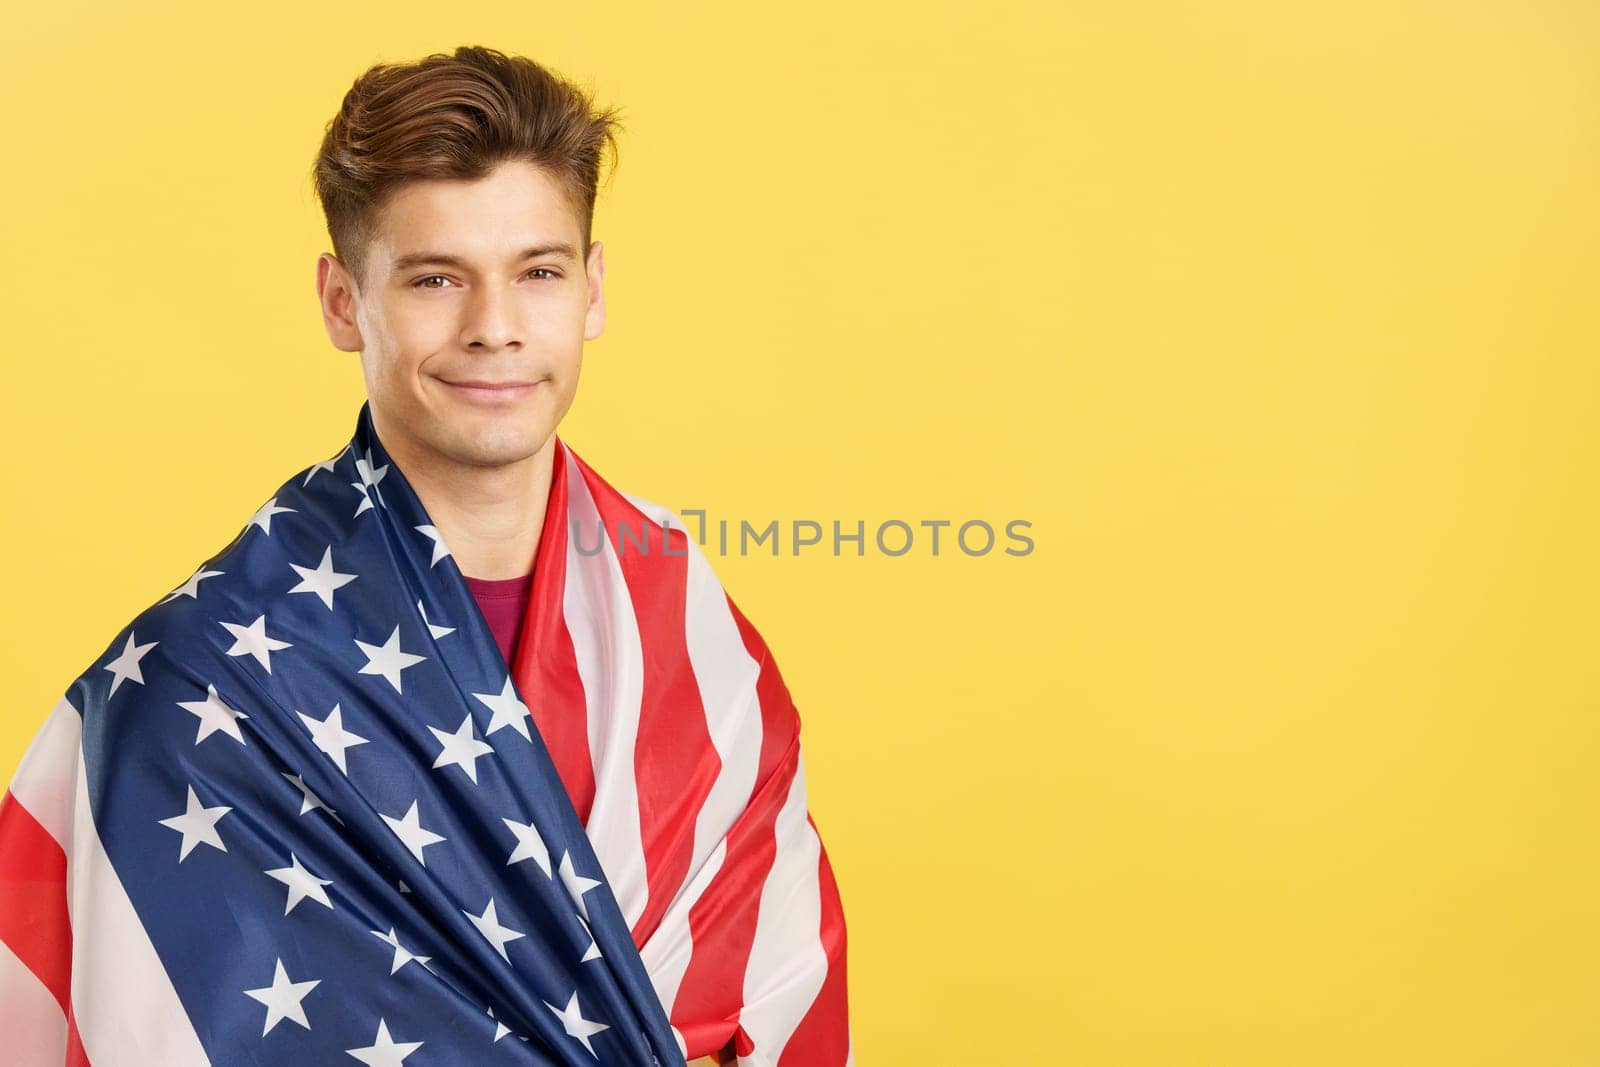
[442,425,553,471]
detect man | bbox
[0,45,850,1066]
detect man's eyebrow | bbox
[390,243,579,274]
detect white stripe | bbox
[624,494,767,1018]
[7,695,81,847]
[43,694,211,1065]
[736,751,828,1065]
[0,937,67,1064]
[563,451,650,928]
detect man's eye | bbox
[412,269,558,289]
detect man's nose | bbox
[461,286,521,350]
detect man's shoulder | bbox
[62,444,356,719]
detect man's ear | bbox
[583,239,606,341]
[317,253,365,353]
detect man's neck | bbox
[375,422,554,581]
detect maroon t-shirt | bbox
[461,571,535,666]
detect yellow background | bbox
[3,3,1598,1063]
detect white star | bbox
[579,925,602,962]
[558,850,603,923]
[543,989,610,1057]
[296,703,369,774]
[265,852,333,915]
[350,449,390,516]
[345,1018,422,1065]
[355,626,426,693]
[356,448,389,489]
[370,926,431,975]
[289,546,358,610]
[157,784,231,861]
[103,630,158,697]
[281,771,341,823]
[160,566,224,603]
[243,958,319,1035]
[463,897,525,962]
[220,613,293,673]
[487,1004,513,1042]
[382,800,447,865]
[501,817,552,877]
[428,714,495,783]
[250,496,296,535]
[414,525,452,567]
[473,676,532,742]
[570,906,603,962]
[301,450,343,486]
[350,480,377,516]
[175,683,249,745]
[301,460,338,487]
[417,599,454,639]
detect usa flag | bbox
[0,401,851,1065]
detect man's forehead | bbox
[371,165,583,267]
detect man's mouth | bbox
[438,378,542,403]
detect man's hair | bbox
[312,45,623,291]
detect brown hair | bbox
[312,45,623,291]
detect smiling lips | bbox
[440,378,541,403]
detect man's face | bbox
[318,159,604,474]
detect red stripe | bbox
[0,787,73,1016]
[66,1000,91,1066]
[571,449,720,948]
[672,594,805,1058]
[513,438,597,823]
[777,817,851,1066]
